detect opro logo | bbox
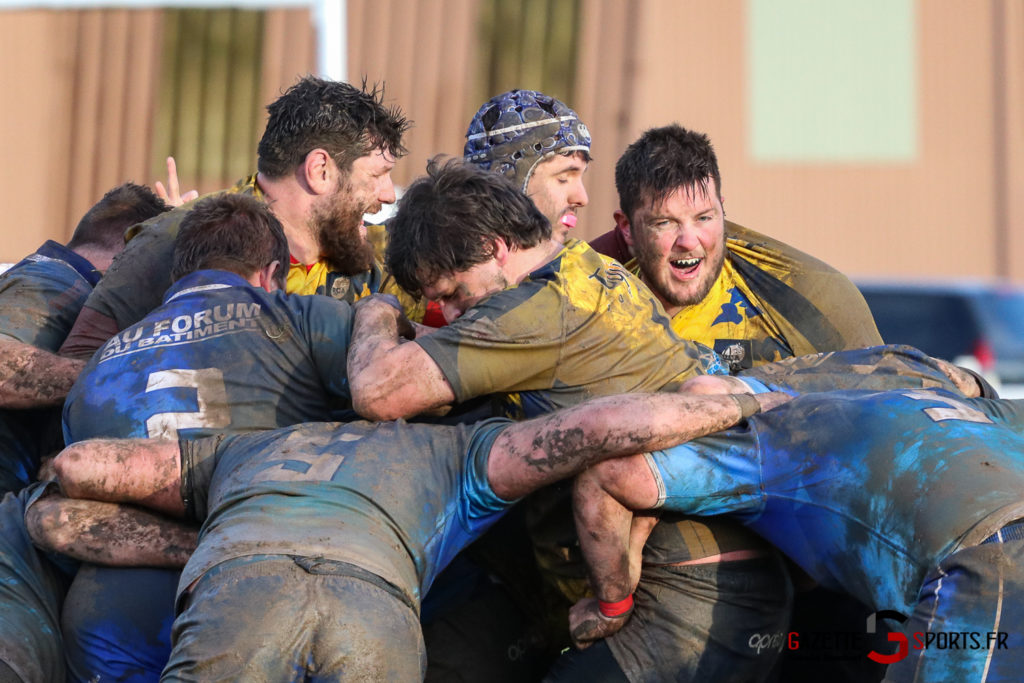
[748,631,787,654]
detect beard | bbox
[312,183,377,276]
[635,238,726,310]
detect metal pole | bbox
[314,0,346,82]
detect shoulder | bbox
[725,221,843,276]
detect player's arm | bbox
[53,438,185,518]
[347,295,456,421]
[26,490,196,568]
[487,391,790,501]
[568,455,662,647]
[0,340,86,408]
[489,390,790,646]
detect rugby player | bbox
[592,123,881,370]
[464,89,591,242]
[52,193,357,682]
[0,183,170,682]
[570,387,1024,683]
[575,123,889,681]
[0,183,169,494]
[58,76,409,359]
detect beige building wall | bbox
[0,10,163,261]
[574,0,1024,283]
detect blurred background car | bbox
[857,280,1024,398]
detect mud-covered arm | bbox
[568,491,658,648]
[26,490,196,568]
[488,391,790,501]
[347,295,455,421]
[0,340,85,408]
[567,454,682,648]
[54,438,185,518]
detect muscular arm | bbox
[568,456,662,647]
[54,438,185,518]
[347,296,455,421]
[488,391,791,500]
[0,340,85,407]
[26,491,196,568]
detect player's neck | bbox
[256,173,318,266]
[507,239,564,284]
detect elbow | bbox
[52,442,90,498]
[352,392,402,422]
[25,497,71,555]
[350,374,408,421]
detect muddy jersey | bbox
[739,344,966,395]
[59,176,382,359]
[617,221,881,372]
[640,345,970,566]
[645,389,1024,616]
[63,270,352,443]
[179,418,514,610]
[415,239,724,419]
[0,241,99,349]
[415,239,730,599]
[0,241,99,493]
[0,483,77,683]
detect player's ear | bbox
[492,238,510,266]
[258,260,282,292]
[614,210,634,248]
[303,149,335,196]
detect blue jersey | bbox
[179,418,515,610]
[63,270,353,443]
[646,390,1024,616]
[0,241,99,493]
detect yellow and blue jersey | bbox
[414,239,723,419]
[624,221,882,372]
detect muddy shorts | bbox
[162,555,425,682]
[544,553,792,682]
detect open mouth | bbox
[670,257,702,276]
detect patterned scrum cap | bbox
[464,89,591,191]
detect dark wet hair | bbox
[257,75,410,178]
[386,157,550,295]
[67,183,170,253]
[172,194,289,288]
[615,124,721,223]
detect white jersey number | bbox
[144,368,231,438]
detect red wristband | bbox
[598,594,634,618]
